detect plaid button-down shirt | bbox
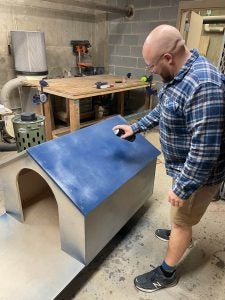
[131,49,225,200]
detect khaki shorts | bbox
[171,183,220,227]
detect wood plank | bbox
[52,126,70,138]
[66,98,69,124]
[199,35,210,56]
[186,11,203,49]
[22,75,149,100]
[144,94,150,110]
[43,95,54,140]
[179,11,189,41]
[69,99,80,131]
[117,92,124,116]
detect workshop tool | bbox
[32,80,48,104]
[12,112,45,152]
[70,40,92,76]
[141,74,157,95]
[95,81,112,89]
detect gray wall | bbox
[107,0,180,113]
[107,0,180,78]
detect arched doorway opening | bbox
[17,168,60,246]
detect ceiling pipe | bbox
[2,0,95,21]
[203,16,225,24]
[204,24,224,33]
[42,0,134,17]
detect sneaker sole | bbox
[154,232,169,242]
[155,232,193,248]
[134,278,178,293]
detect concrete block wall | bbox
[107,0,180,78]
[106,0,181,114]
[0,1,107,109]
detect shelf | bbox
[52,114,117,138]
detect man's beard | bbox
[160,69,174,83]
[161,74,174,83]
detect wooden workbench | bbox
[23,75,149,140]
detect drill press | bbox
[70,40,92,76]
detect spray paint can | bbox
[113,128,136,142]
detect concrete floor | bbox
[1,128,225,300]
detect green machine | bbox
[12,113,46,152]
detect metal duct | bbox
[203,16,225,24]
[11,31,48,76]
[0,76,27,109]
[41,0,134,17]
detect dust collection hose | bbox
[0,143,17,151]
[0,77,27,151]
[0,76,27,109]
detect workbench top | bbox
[23,74,149,100]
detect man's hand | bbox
[168,190,186,207]
[112,124,133,139]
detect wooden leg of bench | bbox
[42,95,54,140]
[117,92,124,116]
[69,99,80,132]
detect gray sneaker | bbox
[155,228,193,248]
[134,266,178,293]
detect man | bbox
[113,25,225,293]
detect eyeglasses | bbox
[145,53,165,74]
[145,64,155,73]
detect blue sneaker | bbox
[134,266,178,293]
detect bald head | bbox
[143,25,186,62]
[142,25,191,82]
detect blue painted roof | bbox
[27,115,160,216]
